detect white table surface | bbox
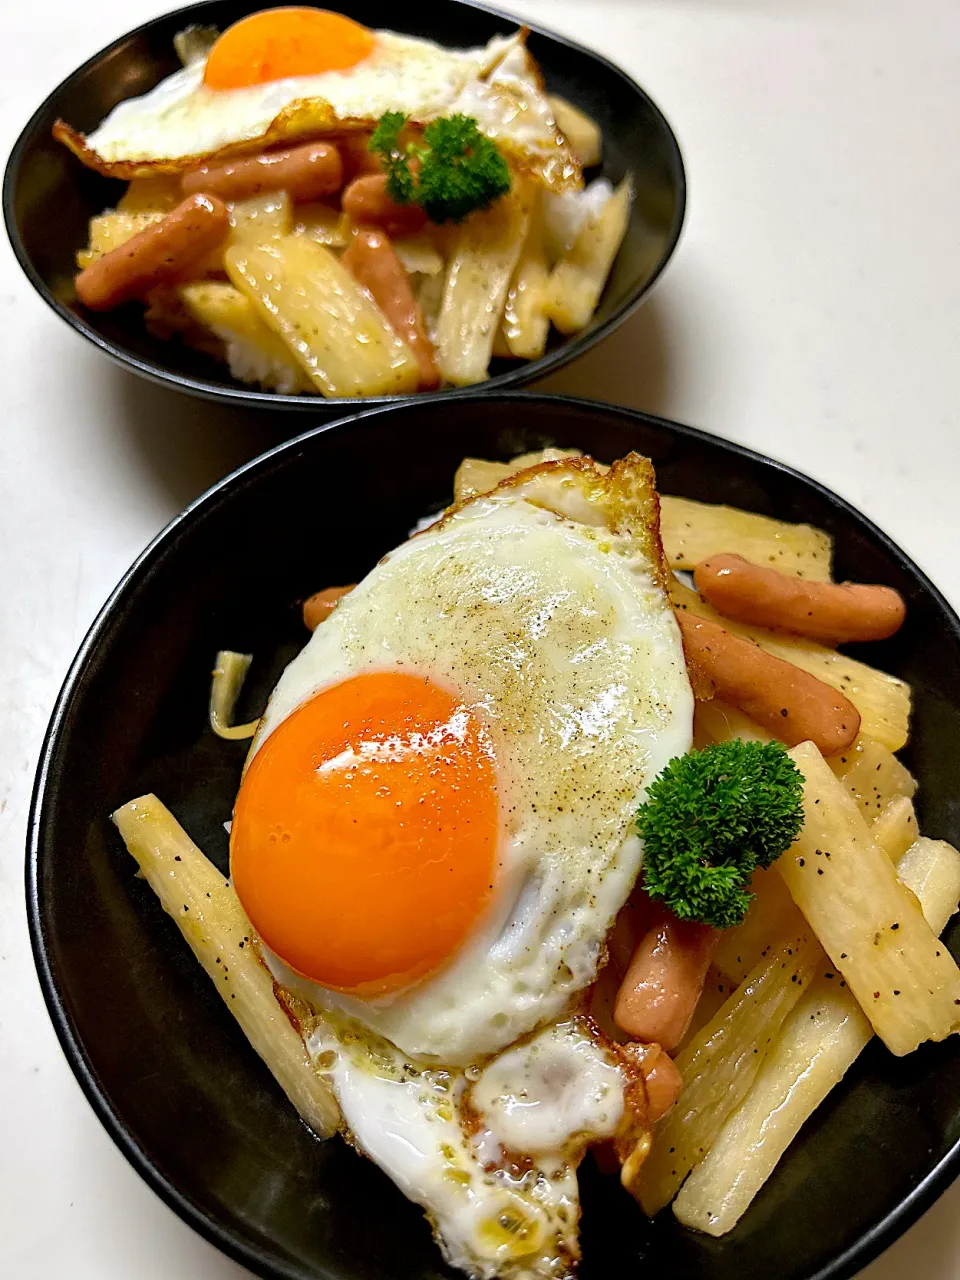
[2,0,959,1276]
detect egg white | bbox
[73,28,579,190]
[255,456,693,1065]
[308,1014,636,1280]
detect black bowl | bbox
[29,394,960,1280]
[3,0,685,414]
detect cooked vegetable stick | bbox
[209,650,258,741]
[392,232,444,277]
[693,554,905,645]
[828,734,916,820]
[898,838,960,921]
[228,191,291,246]
[677,965,733,1050]
[547,95,603,168]
[674,974,871,1235]
[116,174,184,215]
[291,201,348,248]
[659,496,833,581]
[225,237,420,397]
[693,698,773,750]
[179,281,311,395]
[779,742,960,1055]
[112,795,339,1138]
[671,579,911,751]
[632,933,821,1214]
[76,209,167,269]
[871,795,919,860]
[503,196,550,359]
[675,611,861,756]
[435,186,532,385]
[542,177,631,333]
[673,837,960,1235]
[713,867,807,987]
[416,270,445,345]
[453,449,584,503]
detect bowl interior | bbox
[4,0,684,411]
[30,395,960,1280]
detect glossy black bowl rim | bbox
[2,0,686,412]
[27,393,960,1279]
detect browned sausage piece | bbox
[182,142,343,202]
[614,916,720,1051]
[694,553,907,645]
[75,194,229,311]
[342,174,427,236]
[303,585,355,631]
[341,229,440,390]
[338,132,383,180]
[675,610,861,755]
[634,1043,683,1121]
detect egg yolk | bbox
[230,671,499,996]
[203,8,376,90]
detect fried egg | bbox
[229,454,692,1276]
[55,9,580,191]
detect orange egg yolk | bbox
[230,671,499,996]
[203,8,376,90]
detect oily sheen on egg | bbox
[68,22,578,190]
[240,457,693,1064]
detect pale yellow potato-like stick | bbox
[871,795,919,860]
[503,196,550,359]
[228,191,290,246]
[392,232,444,278]
[226,237,419,397]
[542,178,632,334]
[712,868,807,988]
[435,186,532,386]
[659,496,833,581]
[291,201,348,248]
[828,734,916,819]
[898,838,960,919]
[491,325,513,359]
[179,282,312,396]
[76,210,167,269]
[453,449,585,503]
[779,742,960,1055]
[692,698,773,750]
[633,934,821,1215]
[547,95,602,168]
[671,580,911,751]
[112,795,339,1139]
[673,836,960,1235]
[116,174,183,215]
[209,650,258,741]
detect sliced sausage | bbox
[614,915,720,1051]
[633,1043,683,1121]
[338,132,383,180]
[694,553,906,645]
[75,193,229,310]
[182,142,343,202]
[342,173,427,236]
[303,585,355,632]
[675,610,861,755]
[341,229,440,389]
